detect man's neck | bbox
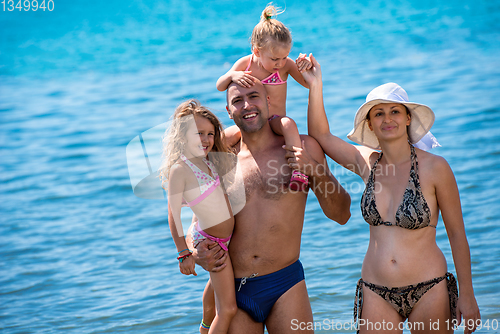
[238,123,277,154]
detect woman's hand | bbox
[457,293,481,334]
[301,54,322,87]
[296,53,313,72]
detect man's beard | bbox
[233,107,267,133]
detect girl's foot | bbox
[290,170,309,191]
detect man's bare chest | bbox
[238,154,291,201]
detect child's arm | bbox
[223,125,241,148]
[167,165,197,276]
[216,55,257,91]
[286,54,313,89]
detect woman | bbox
[301,56,480,333]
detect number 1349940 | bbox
[2,0,54,11]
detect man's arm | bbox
[284,136,351,224]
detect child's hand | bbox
[179,255,197,276]
[301,54,321,86]
[231,70,257,88]
[295,53,313,72]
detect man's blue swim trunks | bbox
[234,259,305,323]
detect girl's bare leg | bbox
[208,255,237,334]
[269,116,309,191]
[200,279,215,334]
[269,116,301,147]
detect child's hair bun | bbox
[251,3,291,52]
[261,4,278,22]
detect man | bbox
[193,80,351,333]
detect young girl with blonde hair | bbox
[160,99,237,334]
[217,4,312,191]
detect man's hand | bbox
[301,54,322,87]
[283,140,317,177]
[191,239,228,272]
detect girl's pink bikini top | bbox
[245,54,286,85]
[180,154,220,207]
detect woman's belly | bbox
[361,225,448,287]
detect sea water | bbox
[1,0,499,332]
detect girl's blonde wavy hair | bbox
[251,4,292,54]
[159,99,232,188]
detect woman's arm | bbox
[302,55,373,178]
[435,157,480,332]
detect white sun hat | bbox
[347,83,437,150]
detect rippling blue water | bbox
[1,1,499,333]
